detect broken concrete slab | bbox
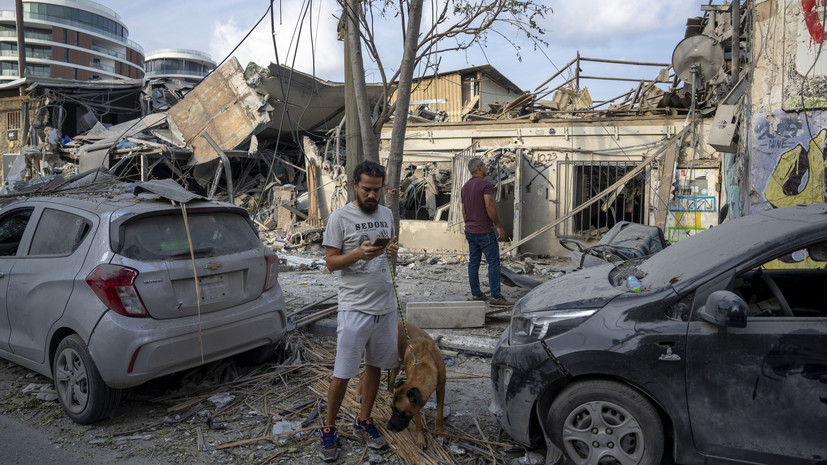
[405,301,486,329]
[167,57,271,165]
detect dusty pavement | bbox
[0,245,568,465]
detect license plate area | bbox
[199,274,228,301]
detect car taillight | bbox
[263,254,279,292]
[86,264,148,317]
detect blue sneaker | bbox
[318,425,338,463]
[353,416,388,450]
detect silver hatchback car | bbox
[0,178,287,424]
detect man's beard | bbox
[357,196,378,213]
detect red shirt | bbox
[461,176,495,234]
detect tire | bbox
[547,380,663,465]
[234,343,275,366]
[52,335,120,424]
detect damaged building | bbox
[0,1,820,260]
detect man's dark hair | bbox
[352,161,386,184]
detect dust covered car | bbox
[491,203,827,465]
[0,177,286,424]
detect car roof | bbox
[640,204,827,292]
[0,175,237,217]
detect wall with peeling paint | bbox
[748,0,827,213]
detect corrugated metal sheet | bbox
[397,68,522,122]
[407,72,463,121]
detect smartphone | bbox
[372,237,391,248]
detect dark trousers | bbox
[465,231,502,299]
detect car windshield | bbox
[119,212,260,260]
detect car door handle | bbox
[0,271,4,278]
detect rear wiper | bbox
[170,247,214,258]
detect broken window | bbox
[557,161,647,238]
[399,161,453,220]
[461,73,478,108]
[6,111,20,130]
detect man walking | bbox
[319,161,400,463]
[461,157,512,308]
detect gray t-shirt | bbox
[322,202,396,315]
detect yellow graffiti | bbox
[674,212,701,227]
[763,256,825,270]
[765,128,827,207]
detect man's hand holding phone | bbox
[372,237,391,248]
[359,236,398,261]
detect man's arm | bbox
[325,242,381,271]
[484,193,505,240]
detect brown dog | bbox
[386,320,446,449]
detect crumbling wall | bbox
[382,117,722,256]
[749,0,827,215]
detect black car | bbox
[490,204,827,465]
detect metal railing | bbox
[90,61,115,72]
[13,12,144,54]
[144,69,207,78]
[90,44,125,60]
[556,160,647,237]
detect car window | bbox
[28,208,91,256]
[0,208,34,256]
[731,242,827,318]
[119,211,261,260]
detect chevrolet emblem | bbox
[204,262,222,271]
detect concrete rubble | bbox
[0,28,726,256]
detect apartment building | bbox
[144,48,214,84]
[0,0,144,81]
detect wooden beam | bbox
[655,143,678,231]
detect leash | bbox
[387,250,420,366]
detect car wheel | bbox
[53,335,120,424]
[547,380,663,465]
[234,343,275,366]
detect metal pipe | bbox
[578,56,671,67]
[731,0,740,83]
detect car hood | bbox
[514,263,623,314]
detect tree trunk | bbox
[385,0,424,240]
[345,0,379,162]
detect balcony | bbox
[145,69,208,78]
[91,44,125,60]
[90,61,115,73]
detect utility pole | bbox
[14,0,26,79]
[15,0,28,152]
[339,11,362,202]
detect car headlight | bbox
[509,309,597,345]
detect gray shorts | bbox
[333,311,399,379]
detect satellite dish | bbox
[671,35,724,84]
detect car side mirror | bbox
[699,290,748,328]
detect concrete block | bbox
[405,301,486,329]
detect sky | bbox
[106,0,711,101]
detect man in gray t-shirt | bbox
[318,161,399,462]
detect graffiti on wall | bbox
[665,171,720,242]
[802,0,826,45]
[765,129,826,207]
[751,111,827,212]
[671,195,716,212]
[785,0,827,109]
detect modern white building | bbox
[144,48,214,83]
[0,0,144,81]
